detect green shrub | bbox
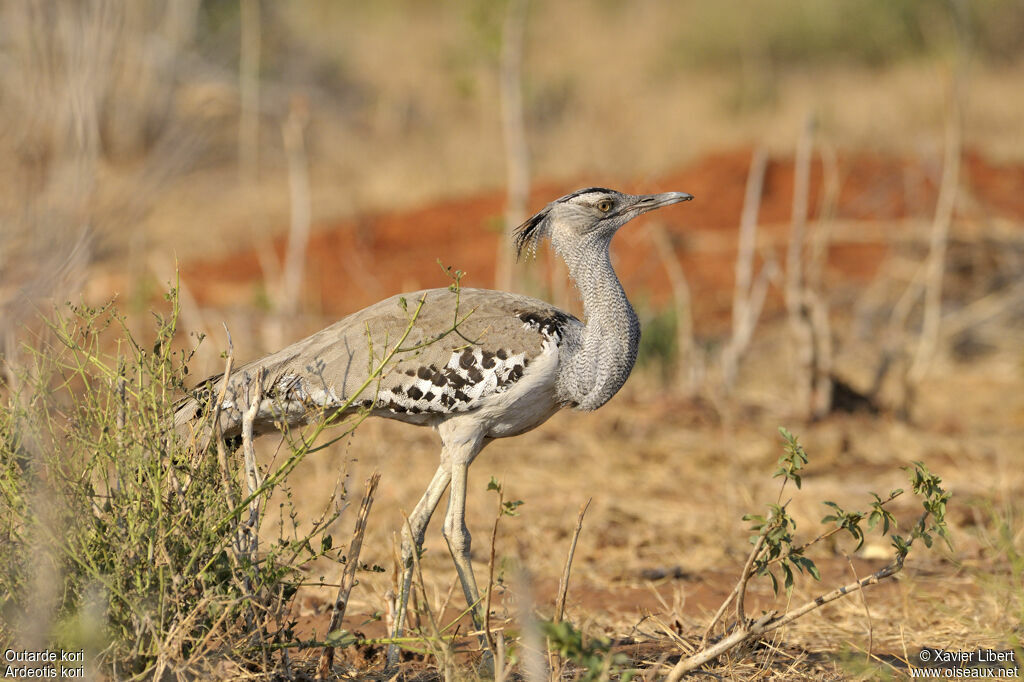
[0,289,341,678]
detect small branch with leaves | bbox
[670,427,951,681]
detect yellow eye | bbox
[597,199,613,212]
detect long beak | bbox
[630,191,694,216]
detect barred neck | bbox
[557,243,640,411]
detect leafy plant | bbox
[668,427,952,680]
[0,287,352,678]
[541,619,634,682]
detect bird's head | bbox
[513,188,693,263]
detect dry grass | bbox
[246,312,1022,678]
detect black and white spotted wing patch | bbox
[373,344,534,415]
[516,308,573,341]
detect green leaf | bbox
[502,499,524,517]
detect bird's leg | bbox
[442,454,493,666]
[386,463,451,669]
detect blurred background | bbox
[2,0,1022,670]
[2,0,1022,335]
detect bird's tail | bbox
[173,371,229,447]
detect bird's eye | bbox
[596,199,613,213]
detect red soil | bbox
[181,148,1024,329]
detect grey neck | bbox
[556,239,640,411]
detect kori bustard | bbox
[175,187,692,665]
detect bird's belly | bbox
[470,343,562,438]
[477,385,559,438]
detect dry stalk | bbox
[806,142,839,418]
[278,95,312,318]
[700,531,766,648]
[484,487,505,655]
[181,323,234,501]
[436,576,458,630]
[495,631,515,682]
[650,226,699,394]
[722,147,768,389]
[239,368,265,563]
[512,566,548,682]
[941,278,1024,339]
[908,87,963,385]
[667,559,905,681]
[402,514,454,677]
[237,0,260,187]
[234,369,272,671]
[843,552,874,663]
[806,142,839,290]
[554,498,591,624]
[316,472,381,680]
[785,115,817,419]
[496,0,530,292]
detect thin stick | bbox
[909,76,963,384]
[514,566,548,682]
[723,147,768,389]
[943,279,1024,339]
[900,623,914,674]
[786,115,816,418]
[238,368,268,666]
[554,498,591,624]
[807,141,839,418]
[843,552,874,663]
[278,96,311,318]
[403,514,453,676]
[494,631,509,682]
[496,0,530,292]
[733,531,766,627]
[213,328,237,513]
[239,369,265,563]
[484,487,504,654]
[668,559,903,680]
[700,530,765,648]
[650,226,699,394]
[316,472,381,680]
[237,0,260,187]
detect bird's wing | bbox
[181,288,578,430]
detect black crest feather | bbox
[513,207,550,260]
[512,188,614,260]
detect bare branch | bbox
[908,87,962,384]
[496,0,530,292]
[237,0,260,186]
[843,552,874,664]
[650,225,700,394]
[278,96,312,318]
[554,498,591,624]
[669,560,903,680]
[316,472,381,679]
[722,147,769,389]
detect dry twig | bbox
[650,226,700,394]
[316,472,381,679]
[785,115,818,418]
[722,147,769,389]
[908,89,962,385]
[239,368,265,563]
[554,498,591,624]
[668,560,905,681]
[843,551,874,663]
[496,0,530,292]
